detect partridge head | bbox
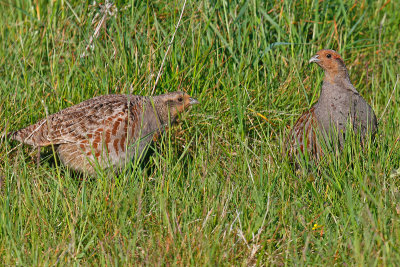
[153,91,199,125]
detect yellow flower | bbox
[312,223,322,230]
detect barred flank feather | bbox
[287,107,323,162]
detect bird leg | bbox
[36,146,41,167]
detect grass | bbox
[0,0,400,265]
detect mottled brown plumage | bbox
[10,91,198,174]
[288,49,377,162]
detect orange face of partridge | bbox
[309,49,347,82]
[166,92,199,116]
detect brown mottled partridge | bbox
[10,91,199,174]
[288,49,377,162]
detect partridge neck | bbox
[150,96,170,126]
[318,71,358,107]
[323,65,349,84]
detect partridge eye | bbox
[178,97,183,102]
[326,54,332,58]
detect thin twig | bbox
[151,0,187,95]
[379,74,399,122]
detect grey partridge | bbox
[288,49,377,162]
[10,91,199,174]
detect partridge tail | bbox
[8,119,49,147]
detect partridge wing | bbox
[10,95,144,147]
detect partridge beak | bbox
[189,98,199,105]
[309,54,320,63]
